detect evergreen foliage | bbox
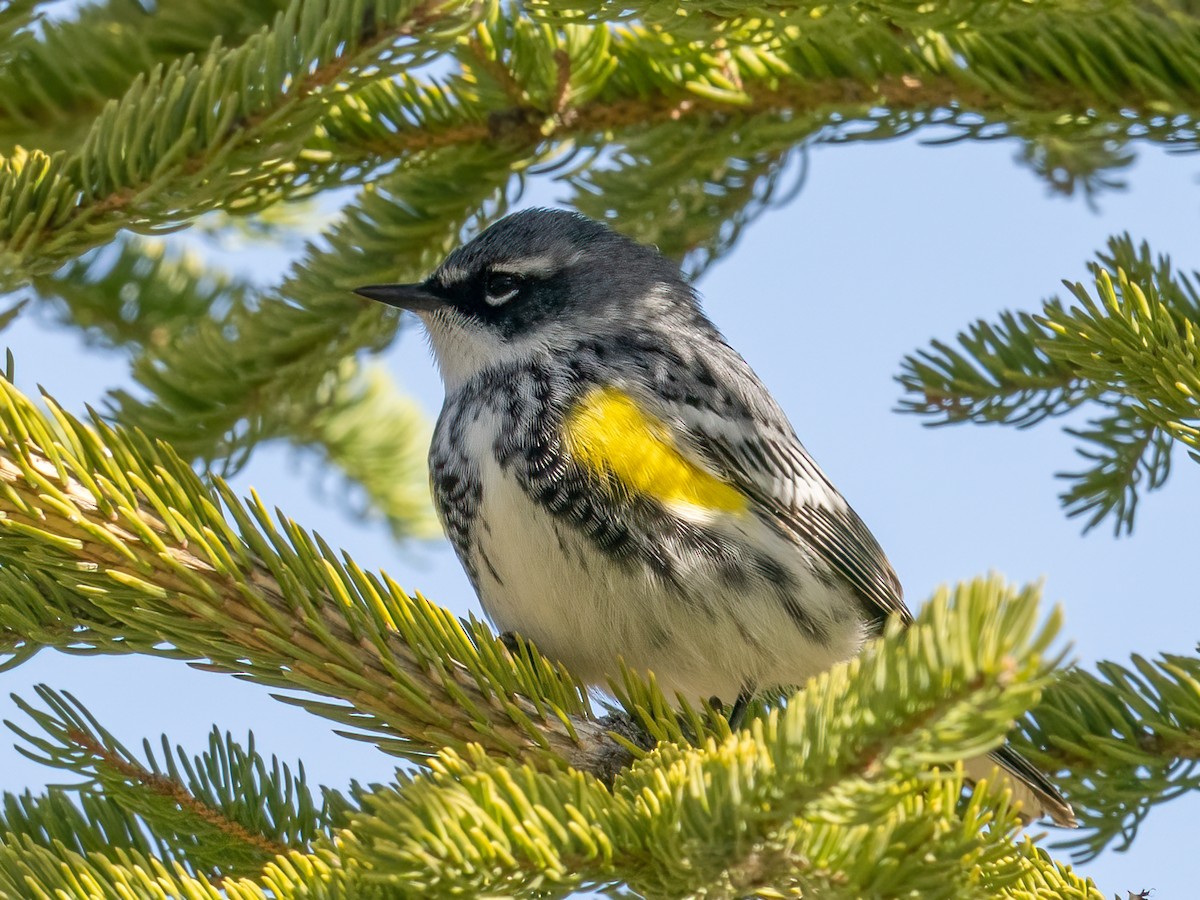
[900,236,1200,533]
[0,0,1197,895]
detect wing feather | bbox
[625,347,909,626]
[692,418,909,626]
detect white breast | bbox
[456,410,869,704]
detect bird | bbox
[354,207,1075,826]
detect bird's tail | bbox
[965,744,1076,827]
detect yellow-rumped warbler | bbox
[355,208,1074,826]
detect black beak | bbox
[353,282,447,312]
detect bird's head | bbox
[355,208,693,389]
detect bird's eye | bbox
[484,271,523,306]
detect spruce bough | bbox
[2,0,1200,894]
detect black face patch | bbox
[436,265,566,339]
[425,208,687,341]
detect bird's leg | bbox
[728,688,754,731]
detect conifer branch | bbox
[526,0,1122,34]
[105,147,520,481]
[0,370,615,770]
[315,4,1200,171]
[899,235,1200,533]
[5,3,1198,473]
[0,0,41,56]
[65,730,291,861]
[1018,653,1200,862]
[0,575,1093,898]
[0,834,367,899]
[33,238,250,350]
[323,73,1196,166]
[0,0,485,285]
[22,1,1191,495]
[6,1,1200,294]
[29,240,435,538]
[340,581,1090,899]
[287,363,437,540]
[0,0,294,150]
[3,0,1190,894]
[896,307,1085,428]
[0,363,1105,894]
[1,787,171,861]
[5,687,332,875]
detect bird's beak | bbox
[353,282,447,312]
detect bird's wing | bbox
[630,364,910,627]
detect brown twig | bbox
[65,728,291,859]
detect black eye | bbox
[484,271,523,306]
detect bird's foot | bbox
[728,688,754,731]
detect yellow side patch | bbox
[562,386,746,513]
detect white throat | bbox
[419,309,571,393]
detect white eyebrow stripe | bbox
[490,251,577,278]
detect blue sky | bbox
[2,130,1196,895]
